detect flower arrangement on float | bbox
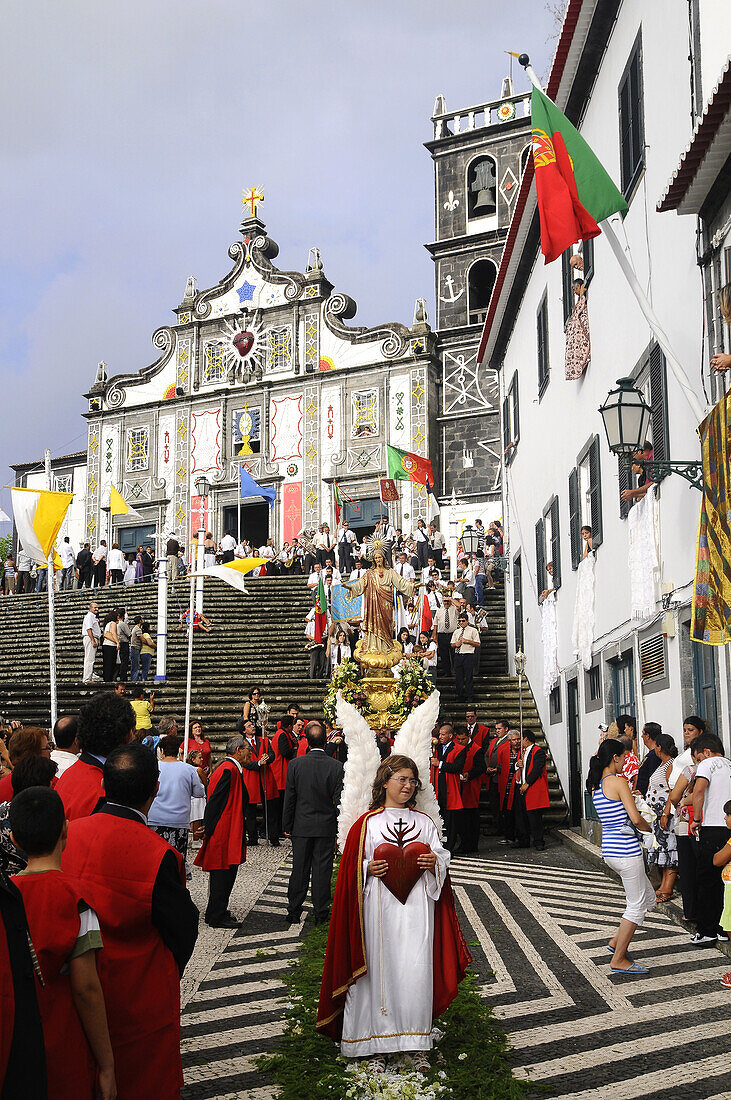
[323,655,434,725]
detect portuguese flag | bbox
[314,574,328,644]
[333,479,353,525]
[531,86,628,264]
[386,444,434,487]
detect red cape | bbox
[316,808,471,1040]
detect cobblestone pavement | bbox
[179,835,731,1099]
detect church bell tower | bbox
[426,76,532,502]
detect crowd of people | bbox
[0,516,504,596]
[586,713,731,978]
[2,675,731,1093]
[81,600,156,684]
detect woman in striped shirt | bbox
[586,738,655,975]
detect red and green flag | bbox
[333,480,353,526]
[531,85,628,264]
[314,574,328,644]
[386,444,434,487]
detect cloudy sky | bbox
[0,0,558,518]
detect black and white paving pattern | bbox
[180,837,731,1100]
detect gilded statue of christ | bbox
[344,547,415,668]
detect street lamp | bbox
[599,378,704,491]
[461,524,480,556]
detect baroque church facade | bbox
[14,80,531,552]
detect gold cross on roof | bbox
[242,187,264,218]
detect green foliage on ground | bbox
[258,917,533,1099]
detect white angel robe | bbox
[340,807,450,1058]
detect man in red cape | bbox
[56,693,133,821]
[317,807,471,1040]
[195,734,249,927]
[62,743,198,1100]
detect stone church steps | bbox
[0,576,567,825]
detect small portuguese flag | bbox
[314,574,328,644]
[531,86,628,264]
[386,444,434,487]
[333,480,352,525]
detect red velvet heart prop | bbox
[373,840,431,905]
[233,331,254,357]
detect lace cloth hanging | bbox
[628,485,659,619]
[565,293,590,380]
[572,553,595,669]
[542,592,560,697]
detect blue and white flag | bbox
[331,583,362,624]
[239,466,277,509]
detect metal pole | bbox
[154,557,168,684]
[518,671,524,737]
[45,449,58,729]
[517,52,705,426]
[195,525,205,615]
[599,218,705,423]
[183,565,196,759]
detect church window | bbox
[54,473,72,494]
[467,259,497,325]
[203,341,226,385]
[267,326,292,372]
[466,155,497,222]
[351,389,378,438]
[126,427,149,473]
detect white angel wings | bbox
[335,688,442,853]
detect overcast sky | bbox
[0,0,558,518]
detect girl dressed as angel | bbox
[316,754,471,1074]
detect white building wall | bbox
[499,1,728,810]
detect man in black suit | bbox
[282,720,344,925]
[76,542,93,588]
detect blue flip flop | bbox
[606,945,615,954]
[611,962,649,975]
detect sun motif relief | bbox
[219,309,267,384]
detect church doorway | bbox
[117,524,156,554]
[343,497,387,541]
[222,503,269,548]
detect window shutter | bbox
[568,466,580,569]
[550,496,561,590]
[619,456,632,519]
[502,395,510,452]
[619,75,632,192]
[535,518,545,595]
[648,343,669,474]
[513,554,524,651]
[589,435,603,549]
[512,374,520,443]
[562,249,573,326]
[640,635,666,683]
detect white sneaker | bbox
[690,933,716,945]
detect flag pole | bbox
[183,566,196,759]
[516,52,705,425]
[44,449,58,730]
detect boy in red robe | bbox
[496,729,522,843]
[0,872,47,1098]
[62,743,199,1100]
[10,786,116,1100]
[271,715,298,841]
[195,735,249,927]
[239,718,277,845]
[455,726,486,854]
[56,693,135,820]
[514,729,551,850]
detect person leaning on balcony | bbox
[620,443,654,505]
[710,284,731,373]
